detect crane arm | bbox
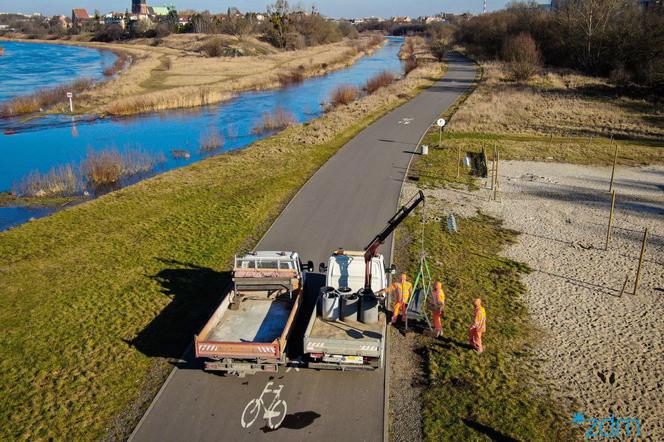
[363,190,425,289]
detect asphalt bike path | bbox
[130,54,477,442]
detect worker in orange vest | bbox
[469,298,486,353]
[428,281,445,337]
[388,273,413,328]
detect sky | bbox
[0,0,507,18]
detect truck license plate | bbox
[342,356,363,364]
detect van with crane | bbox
[303,191,425,370]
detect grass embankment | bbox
[394,134,573,441]
[441,62,663,168]
[0,63,443,440]
[1,34,384,117]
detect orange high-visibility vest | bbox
[431,288,445,305]
[474,306,486,332]
[393,281,413,303]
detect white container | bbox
[421,144,429,155]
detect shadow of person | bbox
[435,336,475,351]
[124,258,231,363]
[462,418,520,442]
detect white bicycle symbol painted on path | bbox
[241,381,288,430]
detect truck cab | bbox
[325,250,387,293]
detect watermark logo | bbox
[572,412,641,439]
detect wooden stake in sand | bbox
[609,143,619,191]
[605,190,616,250]
[633,228,649,295]
[492,149,500,201]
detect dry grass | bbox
[252,108,297,134]
[6,34,384,117]
[0,61,443,441]
[0,78,93,117]
[13,165,82,197]
[365,70,397,93]
[104,87,235,116]
[103,51,130,77]
[449,62,664,142]
[170,149,191,159]
[277,68,305,87]
[330,84,360,107]
[81,148,165,186]
[198,129,224,153]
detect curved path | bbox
[130,55,477,442]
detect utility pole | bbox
[483,0,487,14]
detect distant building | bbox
[71,8,91,27]
[425,16,443,24]
[391,16,412,23]
[132,0,148,16]
[148,5,175,17]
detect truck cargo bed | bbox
[208,296,293,343]
[310,316,384,341]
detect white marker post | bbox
[436,118,446,148]
[66,92,73,113]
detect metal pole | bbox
[605,190,616,250]
[633,228,648,295]
[69,96,73,113]
[456,145,461,179]
[609,143,618,191]
[438,126,442,148]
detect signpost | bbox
[436,118,445,148]
[66,92,73,113]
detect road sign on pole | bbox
[66,92,73,113]
[436,118,445,148]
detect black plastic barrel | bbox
[338,286,353,296]
[359,289,379,324]
[340,293,359,322]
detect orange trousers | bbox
[469,326,484,352]
[432,310,443,332]
[391,301,408,324]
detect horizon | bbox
[0,0,512,18]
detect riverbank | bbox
[0,61,444,440]
[0,34,384,117]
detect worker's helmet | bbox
[400,273,407,280]
[435,281,442,289]
[473,298,482,307]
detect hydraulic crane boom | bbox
[363,190,425,289]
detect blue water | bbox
[0,41,118,103]
[0,37,404,231]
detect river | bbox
[0,37,404,231]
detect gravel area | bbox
[388,327,424,442]
[405,161,664,439]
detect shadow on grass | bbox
[125,259,231,361]
[462,418,520,442]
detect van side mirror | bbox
[306,261,314,272]
[319,263,328,273]
[387,264,396,274]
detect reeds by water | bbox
[251,108,297,134]
[330,84,360,107]
[199,129,225,153]
[365,70,397,94]
[0,78,93,118]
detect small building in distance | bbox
[71,8,92,27]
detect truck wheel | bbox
[241,399,261,428]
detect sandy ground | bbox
[409,160,664,439]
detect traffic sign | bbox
[66,92,73,98]
[436,118,446,127]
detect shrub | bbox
[199,129,225,153]
[330,84,360,107]
[80,148,164,187]
[502,32,541,81]
[199,38,228,57]
[252,108,296,133]
[403,57,419,76]
[13,165,82,197]
[94,24,124,42]
[430,40,448,62]
[103,51,129,77]
[278,69,305,87]
[365,70,396,93]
